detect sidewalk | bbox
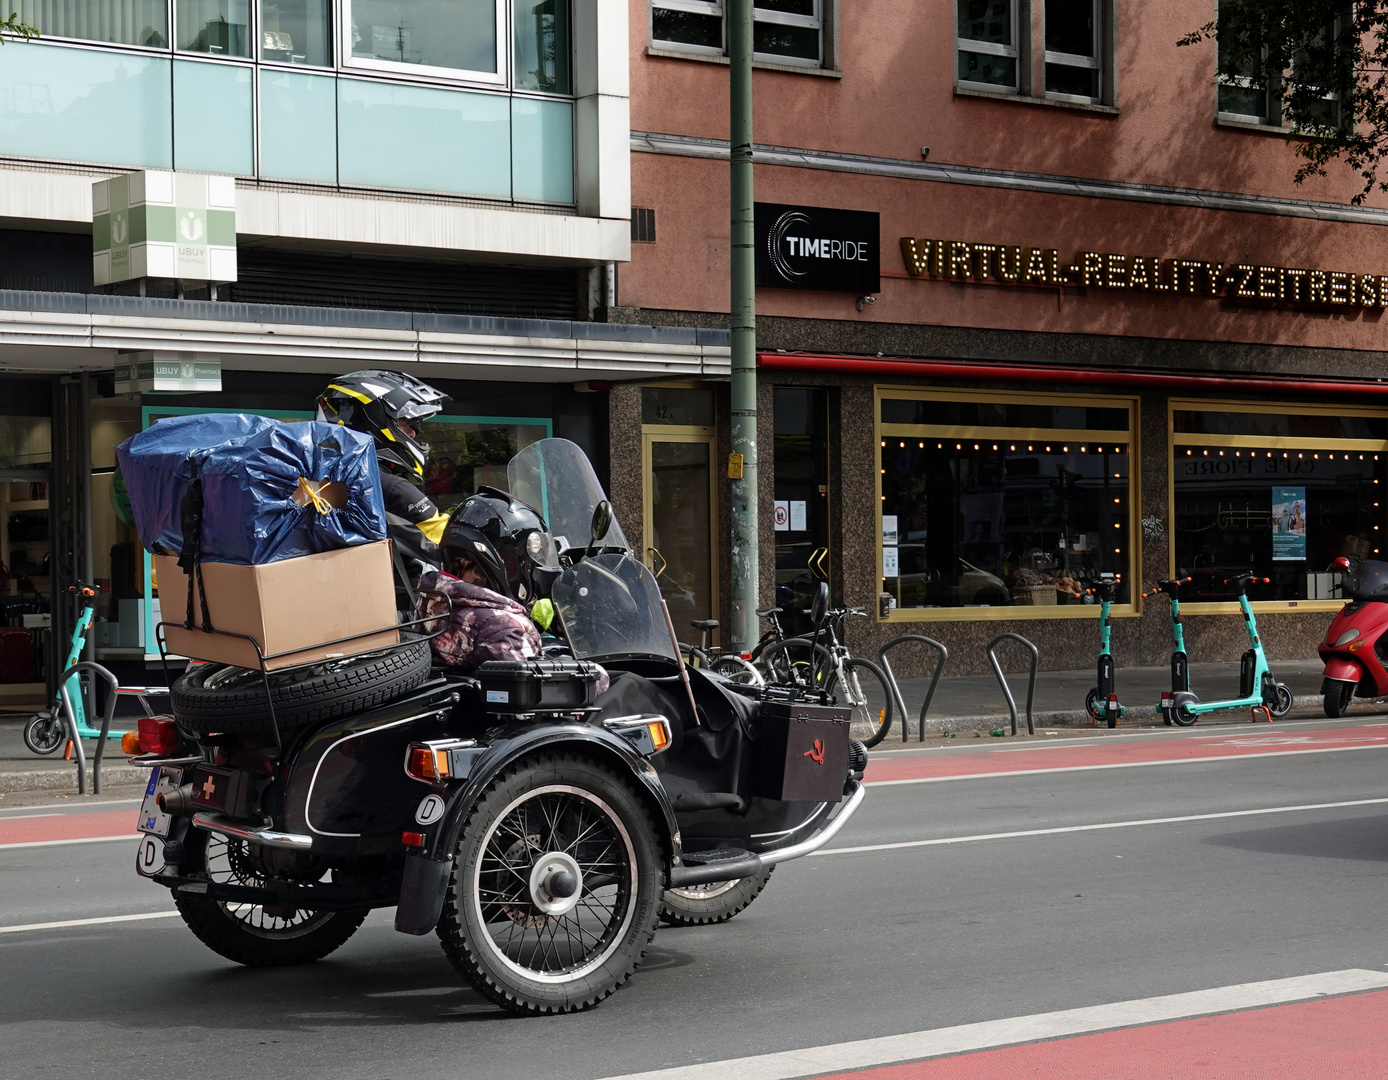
[0,658,1368,794]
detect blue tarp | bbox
[116,414,388,564]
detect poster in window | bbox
[882,546,899,577]
[882,515,898,545]
[1272,487,1307,561]
[773,500,790,531]
[790,500,806,531]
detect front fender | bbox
[419,721,681,867]
[1321,655,1364,685]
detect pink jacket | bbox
[415,571,542,673]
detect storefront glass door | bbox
[642,432,717,646]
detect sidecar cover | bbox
[117,413,387,564]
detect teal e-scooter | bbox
[1145,575,1192,726]
[1155,572,1292,725]
[1084,572,1124,728]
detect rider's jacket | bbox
[414,570,542,673]
[380,468,448,571]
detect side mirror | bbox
[588,500,612,553]
[810,580,830,627]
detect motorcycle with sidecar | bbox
[126,438,867,1015]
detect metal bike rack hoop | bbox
[57,661,122,796]
[878,635,949,742]
[985,634,1038,736]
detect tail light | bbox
[120,731,142,755]
[406,745,451,784]
[137,716,181,757]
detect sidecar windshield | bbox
[552,552,679,662]
[507,438,629,553]
[1346,560,1388,601]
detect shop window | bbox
[773,387,829,636]
[651,0,826,68]
[1170,402,1388,609]
[878,388,1134,618]
[344,0,505,83]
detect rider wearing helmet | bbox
[316,370,450,588]
[414,487,553,672]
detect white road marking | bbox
[0,911,180,935]
[595,969,1388,1080]
[0,834,139,852]
[821,797,1388,857]
[867,742,1388,786]
[0,799,140,816]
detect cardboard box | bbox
[154,540,398,670]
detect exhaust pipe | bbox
[157,783,196,817]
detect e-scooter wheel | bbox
[1268,683,1293,718]
[1172,704,1199,727]
[23,712,65,755]
[1084,689,1102,724]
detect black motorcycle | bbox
[126,439,866,1015]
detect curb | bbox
[0,764,147,793]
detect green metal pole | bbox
[728,0,759,651]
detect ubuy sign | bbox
[114,352,222,394]
[93,171,236,285]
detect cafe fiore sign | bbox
[900,236,1388,309]
[757,203,880,293]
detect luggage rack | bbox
[154,592,451,762]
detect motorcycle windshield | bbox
[1347,560,1388,600]
[507,438,629,554]
[552,552,680,663]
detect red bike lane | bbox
[865,723,1388,784]
[0,809,137,847]
[815,989,1388,1080]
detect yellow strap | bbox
[417,511,449,545]
[296,476,333,515]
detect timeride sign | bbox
[114,353,222,394]
[756,203,880,293]
[93,171,237,286]
[900,236,1388,310]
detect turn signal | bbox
[1349,639,1367,652]
[406,745,450,784]
[646,720,670,753]
[121,730,142,756]
[137,716,181,757]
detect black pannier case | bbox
[476,658,603,714]
[748,698,851,803]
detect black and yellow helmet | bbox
[315,370,449,479]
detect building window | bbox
[344,0,506,82]
[177,0,251,56]
[260,0,333,67]
[514,0,571,92]
[1170,402,1388,610]
[1044,0,1100,101]
[652,0,824,68]
[877,389,1135,619]
[957,0,1018,90]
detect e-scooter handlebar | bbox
[1142,576,1191,599]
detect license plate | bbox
[136,766,181,838]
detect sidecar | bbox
[128,438,865,1016]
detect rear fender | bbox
[418,721,681,867]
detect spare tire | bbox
[171,635,432,737]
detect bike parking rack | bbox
[986,634,1038,736]
[878,635,949,742]
[57,661,123,796]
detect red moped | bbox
[1319,558,1388,717]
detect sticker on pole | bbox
[136,834,167,878]
[415,794,446,826]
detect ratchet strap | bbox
[176,458,213,632]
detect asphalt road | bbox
[4,716,1388,1079]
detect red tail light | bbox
[138,716,181,757]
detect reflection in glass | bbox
[259,70,337,182]
[260,0,331,65]
[754,20,818,60]
[177,0,250,55]
[756,0,815,14]
[652,8,721,50]
[1045,62,1097,97]
[13,1,167,47]
[881,440,1130,610]
[649,440,714,644]
[514,0,569,92]
[1045,0,1093,56]
[957,51,1016,87]
[642,387,714,427]
[174,60,253,174]
[957,0,1013,45]
[349,0,498,74]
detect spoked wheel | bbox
[755,638,834,689]
[1268,683,1294,718]
[22,711,65,756]
[660,867,774,927]
[174,827,368,967]
[1324,680,1356,718]
[439,753,663,1015]
[710,654,765,688]
[826,657,895,747]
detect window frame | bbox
[875,385,1139,624]
[956,0,1021,94]
[1168,398,1388,615]
[650,0,827,70]
[340,0,509,87]
[1042,0,1101,105]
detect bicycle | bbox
[679,619,765,687]
[757,605,895,747]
